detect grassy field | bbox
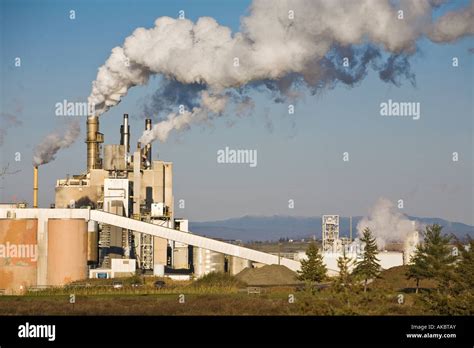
[0,290,430,316]
[0,267,441,316]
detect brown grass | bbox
[0,267,443,316]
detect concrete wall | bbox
[317,251,404,276]
[111,258,136,273]
[55,170,108,209]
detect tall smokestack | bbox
[86,116,103,171]
[33,166,38,208]
[145,119,152,166]
[123,114,130,153]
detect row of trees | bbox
[297,224,473,314]
[297,227,380,292]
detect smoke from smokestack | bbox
[33,121,81,166]
[427,0,474,43]
[0,112,22,146]
[88,0,473,144]
[357,198,420,250]
[139,91,228,143]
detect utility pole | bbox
[278,242,281,265]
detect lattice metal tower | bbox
[322,215,339,252]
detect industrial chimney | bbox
[33,166,38,208]
[86,116,104,171]
[120,114,130,154]
[145,118,152,167]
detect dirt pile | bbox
[236,265,301,286]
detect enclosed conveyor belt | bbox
[90,210,300,271]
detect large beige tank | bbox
[47,219,87,286]
[0,219,38,294]
[193,247,225,278]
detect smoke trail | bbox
[33,121,81,166]
[142,79,206,118]
[89,0,474,143]
[357,198,419,250]
[139,91,228,143]
[427,0,474,43]
[0,112,22,146]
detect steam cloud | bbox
[88,0,474,144]
[357,198,419,250]
[33,121,81,166]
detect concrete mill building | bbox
[0,114,300,294]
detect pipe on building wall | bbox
[33,166,38,208]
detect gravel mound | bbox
[235,264,300,286]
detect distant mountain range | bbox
[190,215,474,242]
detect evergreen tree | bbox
[334,248,353,292]
[449,238,474,314]
[420,224,456,283]
[353,227,381,292]
[406,244,430,293]
[297,242,327,285]
[426,237,473,315]
[454,238,474,292]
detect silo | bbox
[193,247,225,278]
[229,256,252,276]
[173,245,189,269]
[0,219,38,294]
[47,219,87,286]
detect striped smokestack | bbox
[33,166,38,208]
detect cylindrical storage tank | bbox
[47,219,87,286]
[229,256,252,276]
[87,220,98,264]
[0,219,38,294]
[173,246,189,269]
[193,247,225,278]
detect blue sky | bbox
[1,0,473,225]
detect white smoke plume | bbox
[0,112,22,146]
[33,121,81,166]
[89,0,474,143]
[428,0,474,43]
[139,91,228,143]
[357,198,419,250]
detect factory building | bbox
[0,114,300,294]
[54,114,175,271]
[316,215,416,275]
